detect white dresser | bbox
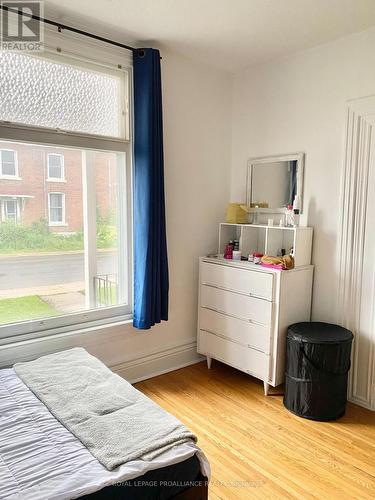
[197,226,314,394]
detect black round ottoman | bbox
[284,322,353,421]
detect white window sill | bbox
[0,314,134,350]
[49,222,68,227]
[46,178,66,183]
[0,175,22,181]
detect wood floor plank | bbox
[135,361,375,499]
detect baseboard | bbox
[111,341,204,383]
[348,395,373,411]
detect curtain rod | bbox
[0,5,137,53]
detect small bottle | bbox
[293,194,301,211]
[232,250,241,261]
[253,252,263,264]
[233,239,239,251]
[286,205,294,227]
[284,207,288,226]
[293,209,300,227]
[224,240,234,259]
[253,207,259,225]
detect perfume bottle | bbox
[285,205,294,227]
[224,240,234,259]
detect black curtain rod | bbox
[0,5,137,53]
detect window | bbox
[47,154,64,180]
[48,192,65,225]
[4,199,17,221]
[0,40,132,342]
[0,149,18,177]
[0,51,127,139]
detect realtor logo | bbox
[1,1,44,51]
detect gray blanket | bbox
[14,348,196,471]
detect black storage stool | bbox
[284,322,353,421]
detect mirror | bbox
[246,153,304,212]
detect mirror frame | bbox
[246,152,305,213]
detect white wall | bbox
[230,27,375,322]
[0,49,232,378]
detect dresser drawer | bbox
[201,285,272,326]
[200,307,271,353]
[199,330,269,380]
[201,261,273,301]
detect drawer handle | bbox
[202,282,237,293]
[249,292,269,300]
[202,330,269,354]
[203,283,272,302]
[247,344,269,353]
[202,306,269,327]
[247,318,269,327]
[204,305,243,319]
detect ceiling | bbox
[45,0,375,73]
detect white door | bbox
[357,131,375,409]
[339,97,375,410]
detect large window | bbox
[0,42,132,342]
[0,149,18,177]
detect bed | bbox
[0,351,209,499]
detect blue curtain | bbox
[133,48,169,329]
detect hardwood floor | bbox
[135,360,375,500]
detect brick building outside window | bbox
[0,141,116,233]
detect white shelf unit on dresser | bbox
[197,223,314,395]
[218,223,313,267]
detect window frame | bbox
[47,153,65,182]
[48,192,66,226]
[4,199,18,221]
[0,149,20,179]
[0,30,133,344]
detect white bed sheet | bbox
[0,368,210,500]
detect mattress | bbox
[0,368,210,500]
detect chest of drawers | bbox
[197,258,314,394]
